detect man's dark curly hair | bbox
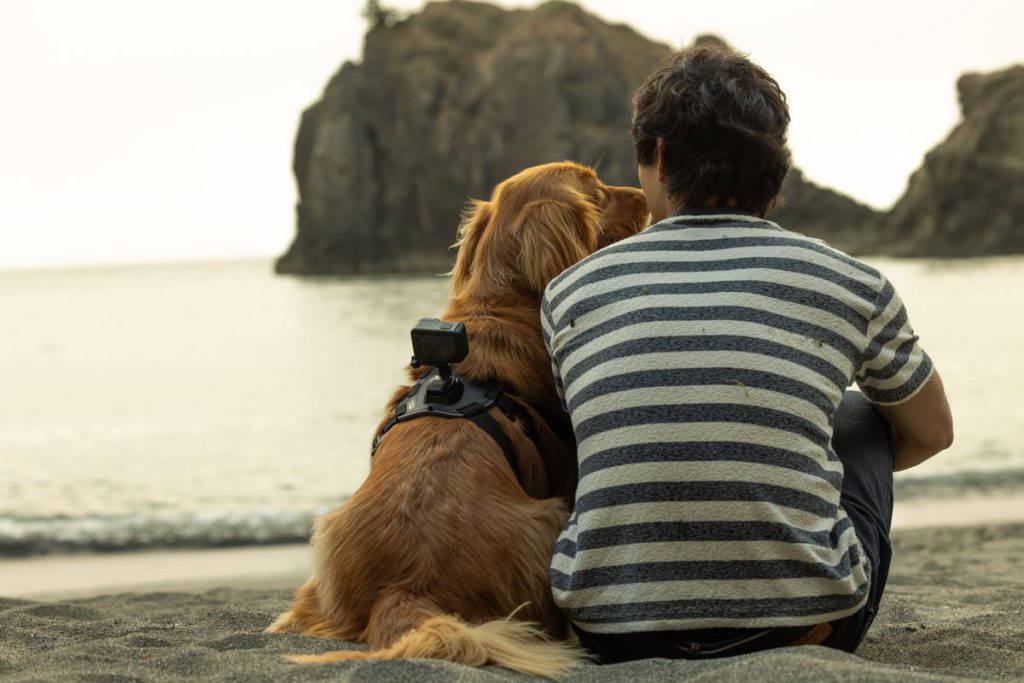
[631,46,792,217]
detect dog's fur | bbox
[267,162,648,677]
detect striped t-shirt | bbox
[541,209,933,633]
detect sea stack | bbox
[275,0,885,275]
[886,65,1024,256]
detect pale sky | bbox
[1,0,1021,269]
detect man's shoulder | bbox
[543,215,888,309]
[763,219,884,286]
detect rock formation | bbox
[771,169,888,255]
[277,0,669,274]
[282,1,1023,274]
[886,65,1024,256]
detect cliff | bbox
[276,1,940,275]
[277,0,667,274]
[771,169,888,255]
[886,65,1024,256]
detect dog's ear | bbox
[515,196,598,294]
[448,200,491,296]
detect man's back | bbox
[541,210,933,633]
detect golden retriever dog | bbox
[267,161,648,677]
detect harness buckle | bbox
[368,369,536,491]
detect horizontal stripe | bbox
[562,335,849,394]
[575,480,838,518]
[552,528,864,588]
[562,586,869,628]
[550,545,859,592]
[859,336,921,380]
[561,301,864,370]
[559,320,857,395]
[860,355,935,405]
[548,257,878,314]
[573,402,831,449]
[575,422,836,472]
[541,218,886,631]
[592,234,879,277]
[860,278,903,356]
[568,367,835,420]
[858,349,928,391]
[565,360,843,436]
[577,441,842,484]
[571,386,829,444]
[576,461,841,511]
[862,306,910,364]
[548,266,876,335]
[554,518,854,556]
[552,560,863,607]
[572,500,843,535]
[560,281,868,337]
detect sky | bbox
[1,0,1021,269]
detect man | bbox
[541,46,953,662]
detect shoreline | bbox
[3,493,1024,602]
[0,543,312,601]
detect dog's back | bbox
[267,162,649,676]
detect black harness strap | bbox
[467,410,521,482]
[370,369,537,489]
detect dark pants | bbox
[573,391,895,663]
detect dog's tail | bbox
[285,610,589,678]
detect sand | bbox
[1,522,1023,682]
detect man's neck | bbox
[670,204,756,218]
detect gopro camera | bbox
[410,318,468,369]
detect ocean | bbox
[1,257,1022,556]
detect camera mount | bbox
[409,318,469,405]
[370,317,538,490]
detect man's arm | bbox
[874,370,953,472]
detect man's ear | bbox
[448,200,491,295]
[515,196,598,294]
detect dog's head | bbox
[449,162,649,298]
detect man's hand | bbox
[874,370,953,471]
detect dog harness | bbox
[370,368,538,485]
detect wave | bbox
[0,506,333,557]
[894,467,1024,500]
[3,468,1024,557]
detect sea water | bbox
[1,257,1021,555]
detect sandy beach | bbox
[2,511,1023,681]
